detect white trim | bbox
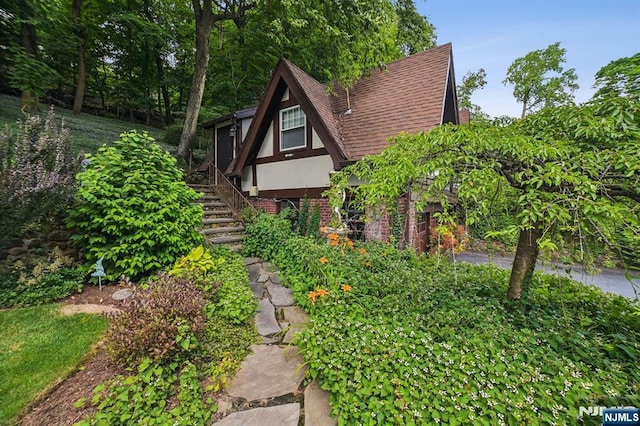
[279,105,307,151]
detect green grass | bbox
[0,305,107,426]
[0,94,167,155]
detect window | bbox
[280,106,306,151]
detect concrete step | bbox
[203,209,233,217]
[202,217,236,226]
[202,226,245,236]
[200,202,228,209]
[208,235,244,244]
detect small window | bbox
[280,106,306,151]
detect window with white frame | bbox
[280,106,306,150]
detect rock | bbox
[257,273,269,283]
[48,230,71,241]
[7,247,27,256]
[227,345,306,401]
[247,264,262,282]
[112,288,135,301]
[213,403,300,426]
[25,239,43,249]
[270,272,281,284]
[244,257,261,266]
[249,282,265,299]
[281,306,308,324]
[267,283,294,306]
[304,381,336,425]
[4,238,23,249]
[255,299,280,336]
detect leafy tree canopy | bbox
[593,52,640,100]
[504,42,579,118]
[333,95,640,299]
[457,68,488,121]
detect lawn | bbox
[0,304,107,426]
[0,94,167,155]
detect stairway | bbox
[190,184,245,249]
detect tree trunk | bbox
[177,0,214,160]
[507,224,543,300]
[72,0,86,115]
[19,4,38,111]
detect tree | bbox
[393,0,435,55]
[593,53,640,100]
[457,68,488,121]
[504,42,579,118]
[177,0,254,161]
[334,96,640,300]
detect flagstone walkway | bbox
[211,258,336,425]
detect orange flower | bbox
[328,233,339,241]
[346,239,354,248]
[365,261,371,267]
[320,256,329,264]
[330,239,339,247]
[315,288,329,297]
[359,247,367,255]
[341,284,352,292]
[307,291,318,303]
[320,226,328,233]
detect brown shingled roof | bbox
[332,43,453,160]
[230,43,456,176]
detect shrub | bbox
[308,203,321,239]
[105,273,207,366]
[242,212,294,261]
[0,248,83,308]
[162,123,183,147]
[66,131,203,280]
[0,109,79,246]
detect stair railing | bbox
[207,161,256,220]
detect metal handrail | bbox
[207,162,256,220]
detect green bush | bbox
[162,123,183,147]
[105,273,208,366]
[242,212,294,261]
[66,131,203,280]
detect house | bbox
[202,43,462,252]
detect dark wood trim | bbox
[255,147,328,165]
[251,162,257,186]
[248,187,327,199]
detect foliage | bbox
[0,248,83,308]
[242,212,294,261]
[9,48,60,110]
[334,95,640,297]
[297,197,311,236]
[0,109,79,245]
[393,0,436,55]
[429,222,469,255]
[78,359,213,426]
[457,68,489,121]
[66,131,203,281]
[503,42,579,118]
[0,304,107,426]
[593,53,640,100]
[105,273,208,366]
[84,245,258,425]
[308,203,322,239]
[269,234,640,424]
[163,124,184,147]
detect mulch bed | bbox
[18,284,129,426]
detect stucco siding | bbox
[311,128,324,149]
[241,166,254,192]
[252,155,333,191]
[256,124,274,158]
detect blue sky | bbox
[415,0,640,117]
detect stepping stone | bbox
[247,264,262,282]
[282,324,305,345]
[244,257,261,266]
[281,306,308,324]
[257,273,270,283]
[213,403,300,426]
[249,282,265,299]
[112,288,134,301]
[304,381,336,425]
[255,299,280,336]
[227,345,306,401]
[267,283,294,306]
[263,262,274,272]
[270,272,281,284]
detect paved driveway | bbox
[455,251,640,300]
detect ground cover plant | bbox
[78,246,258,425]
[0,304,107,425]
[246,217,640,424]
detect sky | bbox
[416,0,640,117]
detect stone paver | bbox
[257,273,270,283]
[244,257,261,266]
[255,299,280,336]
[246,264,262,282]
[267,283,294,306]
[213,403,300,426]
[227,345,306,401]
[249,282,265,299]
[112,288,134,301]
[270,272,281,284]
[304,381,337,426]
